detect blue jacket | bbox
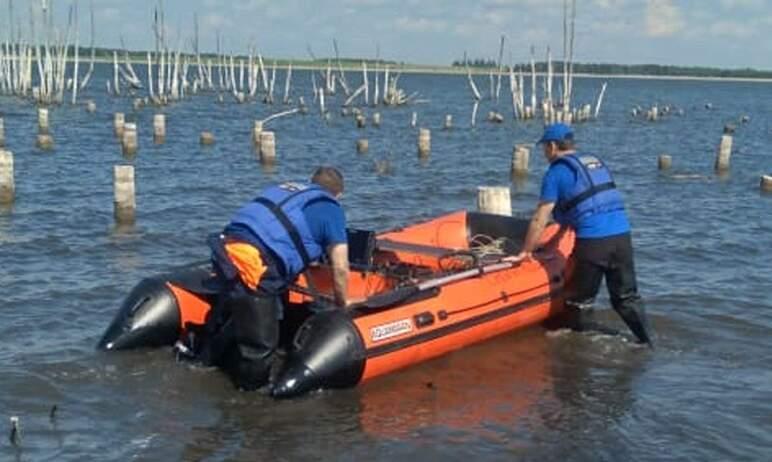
[227,182,339,281]
[551,153,625,229]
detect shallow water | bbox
[1,66,771,461]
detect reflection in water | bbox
[358,329,553,443]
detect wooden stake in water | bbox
[418,128,431,157]
[658,154,672,170]
[0,118,5,148]
[36,134,55,151]
[253,120,263,149]
[200,132,215,146]
[511,145,530,177]
[410,112,417,128]
[372,112,381,127]
[114,113,125,138]
[122,123,138,156]
[114,165,136,224]
[153,114,166,144]
[715,133,733,172]
[85,100,96,113]
[38,108,50,134]
[0,150,14,204]
[260,131,276,163]
[477,186,512,216]
[356,139,369,154]
[761,175,772,193]
[443,114,453,130]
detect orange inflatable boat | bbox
[98,210,575,398]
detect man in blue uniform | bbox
[517,123,652,345]
[202,166,351,390]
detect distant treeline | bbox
[67,46,397,67]
[452,59,772,79]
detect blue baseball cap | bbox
[537,123,574,144]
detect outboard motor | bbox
[97,278,182,350]
[271,309,366,398]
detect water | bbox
[1,66,771,461]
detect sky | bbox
[9,0,772,70]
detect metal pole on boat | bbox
[0,149,14,205]
[114,165,136,224]
[477,186,512,216]
[658,154,672,170]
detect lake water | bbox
[1,65,771,461]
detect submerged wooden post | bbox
[715,131,733,172]
[0,150,14,204]
[410,112,417,128]
[761,175,772,193]
[253,120,263,149]
[511,144,530,176]
[38,108,50,133]
[356,114,366,128]
[36,134,54,150]
[417,128,431,156]
[443,114,453,130]
[260,131,276,163]
[372,112,381,127]
[114,113,125,138]
[122,123,138,156]
[356,139,369,154]
[0,118,5,147]
[477,186,511,216]
[200,131,215,145]
[153,114,166,144]
[85,100,97,113]
[658,154,672,170]
[114,165,136,224]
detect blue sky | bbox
[16,0,772,69]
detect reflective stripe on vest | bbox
[551,153,625,227]
[228,183,339,280]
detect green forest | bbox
[452,59,772,79]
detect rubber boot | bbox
[613,296,653,347]
[565,305,621,337]
[222,295,279,391]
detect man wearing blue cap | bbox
[517,123,652,345]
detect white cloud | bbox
[719,0,765,9]
[593,0,626,8]
[201,13,233,29]
[710,20,755,38]
[394,17,447,32]
[645,0,684,37]
[96,7,120,22]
